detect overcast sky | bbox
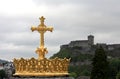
[0,0,120,61]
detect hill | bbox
[51,46,93,78]
[0,59,8,64]
[51,35,120,78]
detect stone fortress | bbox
[60,35,120,56]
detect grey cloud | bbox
[0,15,37,33]
[0,0,120,60]
[32,0,81,6]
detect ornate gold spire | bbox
[31,16,53,60]
[13,16,70,77]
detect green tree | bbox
[90,46,109,79]
[69,72,77,78]
[80,69,91,76]
[0,69,6,79]
[116,72,120,79]
[108,58,120,79]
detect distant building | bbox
[108,44,120,50]
[60,35,120,56]
[0,64,4,70]
[61,35,94,49]
[0,61,14,77]
[4,62,14,77]
[68,35,94,48]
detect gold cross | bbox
[31,16,53,60]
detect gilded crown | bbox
[13,57,70,76]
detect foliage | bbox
[69,72,77,78]
[69,65,91,78]
[108,58,120,79]
[68,65,81,76]
[50,48,71,59]
[0,69,6,78]
[90,46,109,79]
[80,69,91,76]
[51,46,93,78]
[116,72,120,79]
[51,47,93,62]
[50,44,120,79]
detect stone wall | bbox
[69,40,89,48]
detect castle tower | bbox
[88,35,94,46]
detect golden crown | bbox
[13,57,70,76]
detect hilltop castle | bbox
[60,35,120,57]
[61,35,94,48]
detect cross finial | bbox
[31,16,53,60]
[39,16,45,26]
[39,16,45,21]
